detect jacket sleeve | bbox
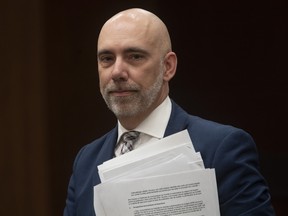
[63,174,76,216]
[213,129,275,215]
[63,145,86,216]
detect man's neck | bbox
[118,95,168,130]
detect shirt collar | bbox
[117,96,172,141]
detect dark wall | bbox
[1,0,287,215]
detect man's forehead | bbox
[98,24,153,49]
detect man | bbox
[64,8,275,215]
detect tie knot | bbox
[118,131,140,155]
[122,131,140,142]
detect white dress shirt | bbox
[115,96,172,156]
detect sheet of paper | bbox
[94,169,220,216]
[99,144,202,182]
[114,153,204,182]
[94,130,220,216]
[98,129,194,174]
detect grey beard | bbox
[103,73,163,118]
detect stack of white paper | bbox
[94,129,220,216]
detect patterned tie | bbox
[117,131,140,155]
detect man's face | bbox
[97,20,166,119]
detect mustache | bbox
[104,82,140,92]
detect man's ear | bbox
[163,52,177,81]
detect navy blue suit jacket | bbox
[64,100,275,215]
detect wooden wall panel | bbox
[0,0,50,215]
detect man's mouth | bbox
[109,90,137,97]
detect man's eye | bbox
[99,56,114,62]
[130,54,144,60]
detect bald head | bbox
[97,8,177,128]
[98,8,172,55]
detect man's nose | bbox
[111,58,128,81]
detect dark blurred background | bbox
[1,0,287,215]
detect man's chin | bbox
[110,105,140,118]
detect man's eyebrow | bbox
[97,49,112,57]
[97,47,149,56]
[124,47,149,55]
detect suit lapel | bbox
[93,126,118,185]
[164,100,189,137]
